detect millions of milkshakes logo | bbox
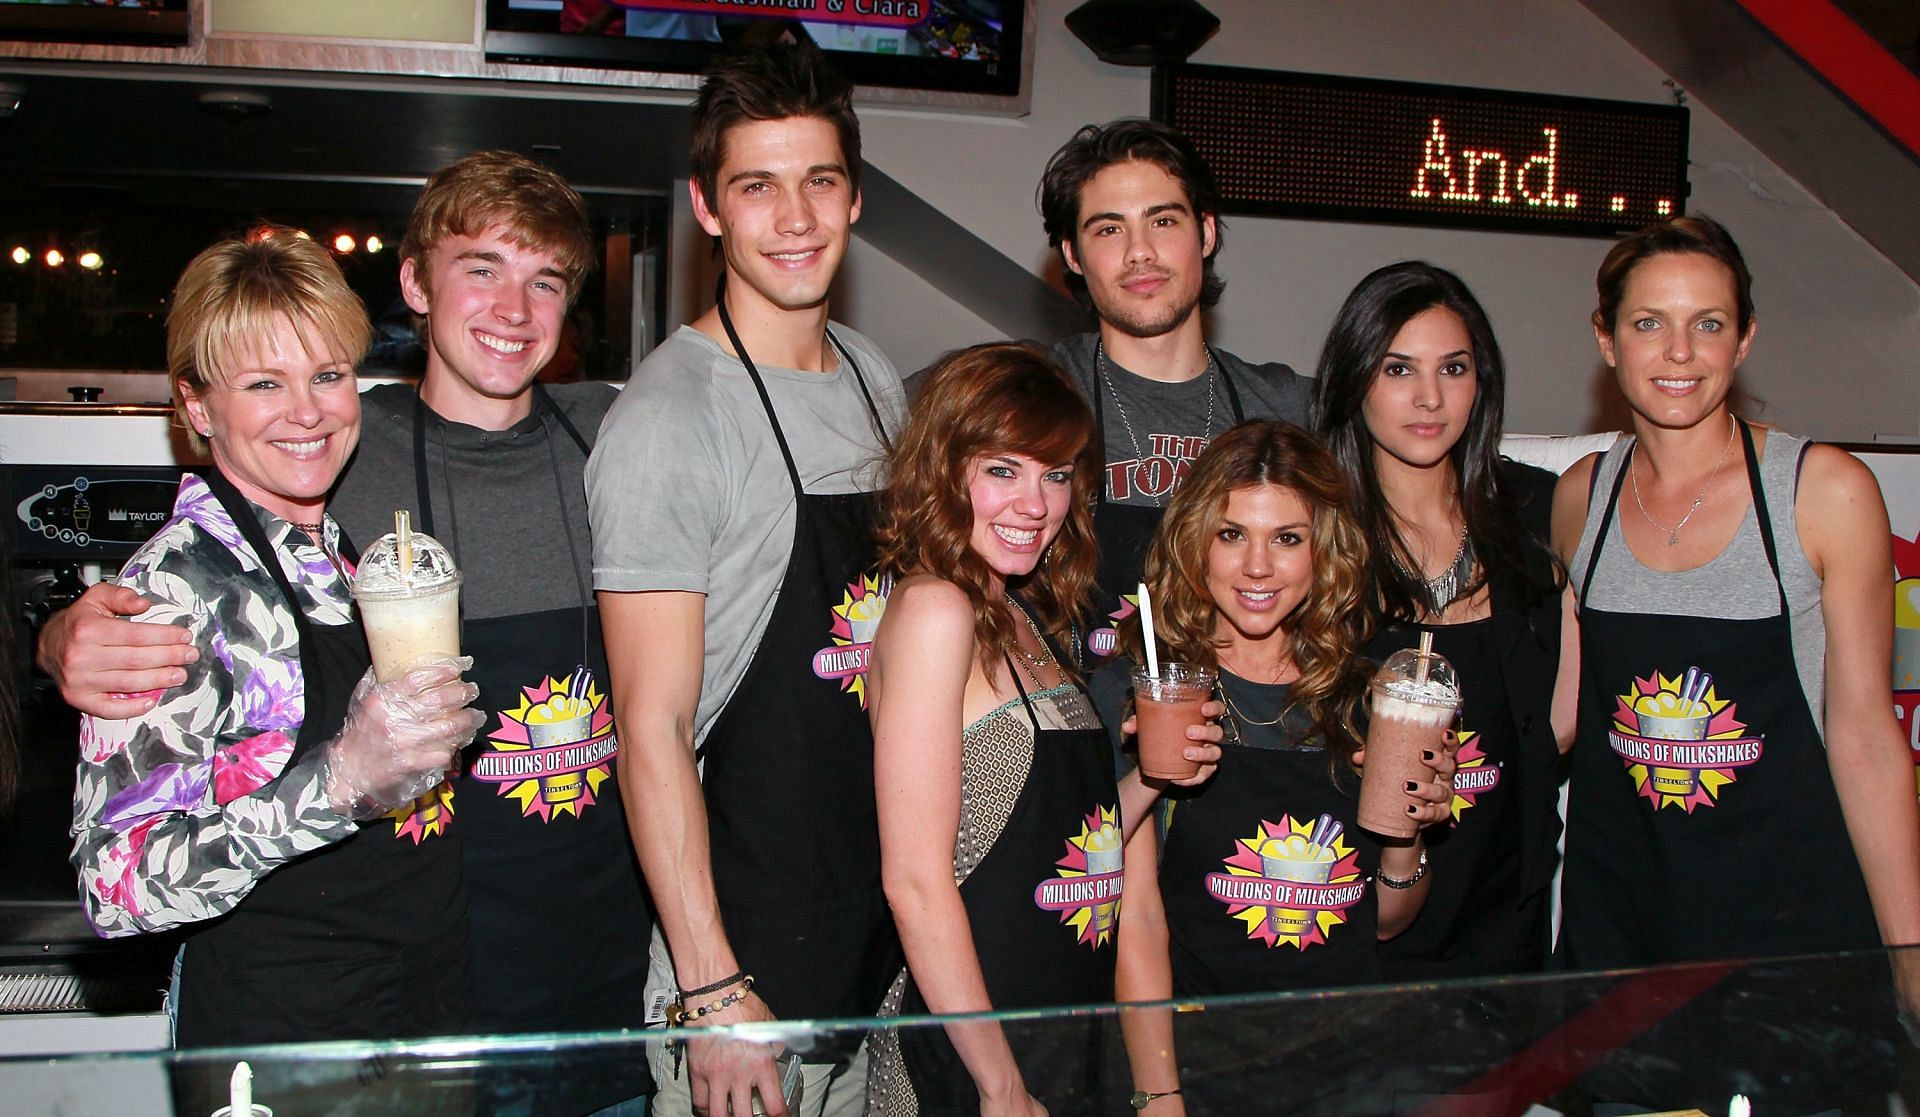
[1032,806,1125,949]
[1607,665,1763,812]
[812,571,893,709]
[1894,530,1920,796]
[1448,727,1500,822]
[388,783,455,845]
[469,666,618,821]
[1206,812,1365,950]
[1088,594,1137,659]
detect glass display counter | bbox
[3,947,1913,1116]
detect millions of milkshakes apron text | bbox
[811,571,893,709]
[1603,662,1764,813]
[1033,806,1126,949]
[1207,812,1367,951]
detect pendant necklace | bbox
[1631,416,1738,546]
[1096,342,1216,508]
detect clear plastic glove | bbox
[322,655,484,819]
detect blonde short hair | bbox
[165,226,371,455]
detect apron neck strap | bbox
[198,466,328,709]
[1579,418,1786,615]
[715,272,893,498]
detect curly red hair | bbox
[874,342,1099,673]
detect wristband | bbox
[680,970,748,999]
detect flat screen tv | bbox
[0,0,188,47]
[485,0,1021,97]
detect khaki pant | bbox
[644,930,870,1117]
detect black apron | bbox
[900,639,1119,1116]
[1158,732,1379,996]
[1369,619,1541,977]
[698,293,900,1055]
[1562,421,1876,968]
[411,387,653,1044]
[1084,354,1245,660]
[175,468,470,1048]
[1562,424,1894,1113]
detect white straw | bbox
[395,510,414,589]
[1138,581,1160,677]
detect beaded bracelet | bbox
[1377,847,1429,890]
[666,974,756,1027]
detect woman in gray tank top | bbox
[1549,216,1917,1108]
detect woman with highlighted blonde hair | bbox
[1093,420,1455,1115]
[866,342,1220,1117]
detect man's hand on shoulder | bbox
[37,582,197,719]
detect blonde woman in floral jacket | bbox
[70,227,484,1047]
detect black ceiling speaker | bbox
[1066,0,1220,67]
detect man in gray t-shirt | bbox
[588,323,903,743]
[1036,119,1313,652]
[587,42,902,1117]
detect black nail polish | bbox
[1403,780,1418,792]
[1422,750,1435,761]
[1405,804,1418,815]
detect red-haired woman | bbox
[864,343,1220,1117]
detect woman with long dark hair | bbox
[866,342,1219,1117]
[1314,261,1565,977]
[1097,421,1455,1114]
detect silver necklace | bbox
[1402,527,1475,613]
[1095,342,1217,508]
[1630,417,1738,546]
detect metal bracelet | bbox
[1377,847,1429,890]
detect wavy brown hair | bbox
[1122,420,1373,774]
[875,342,1099,674]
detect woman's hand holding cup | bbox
[1124,696,1225,789]
[324,655,484,818]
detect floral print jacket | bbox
[71,474,361,937]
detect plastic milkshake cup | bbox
[1358,646,1459,838]
[353,525,462,683]
[1131,663,1216,780]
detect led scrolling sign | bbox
[1153,65,1691,238]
